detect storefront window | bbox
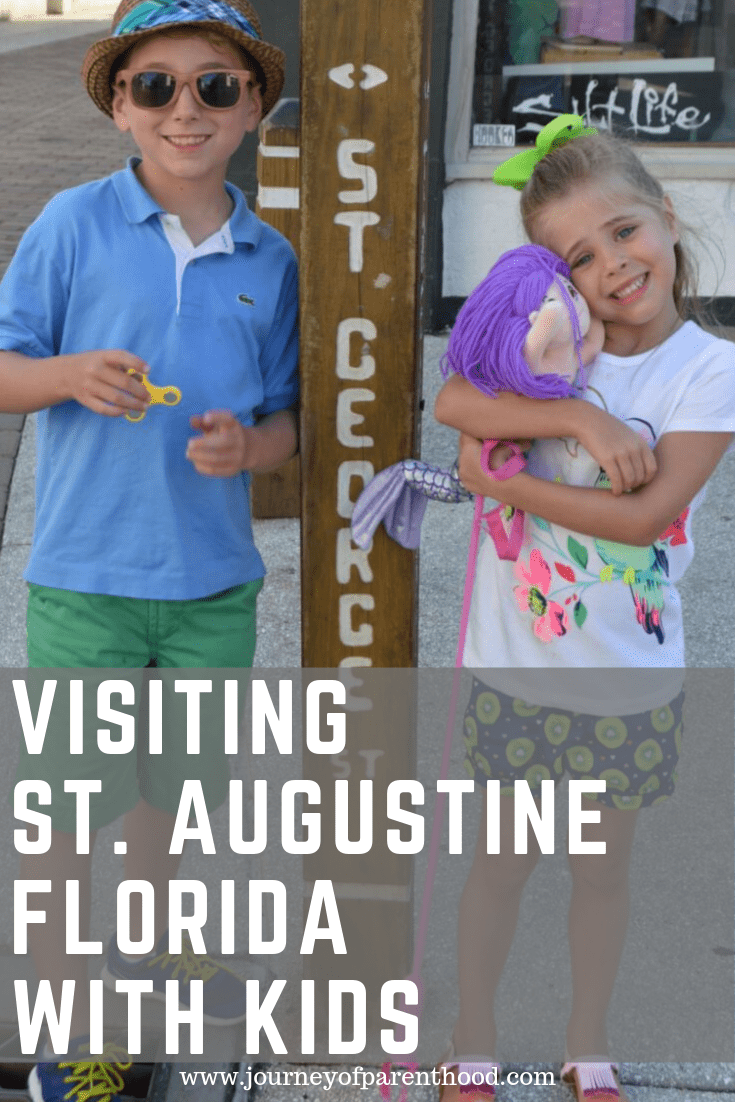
[472,0,735,144]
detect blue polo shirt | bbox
[0,160,298,600]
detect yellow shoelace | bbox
[58,1044,132,1102]
[147,937,219,984]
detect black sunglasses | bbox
[115,67,255,110]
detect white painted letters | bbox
[332,68,390,665]
[339,595,375,647]
[336,461,374,518]
[336,318,377,380]
[337,140,378,203]
[334,211,381,273]
[336,389,375,448]
[336,529,373,585]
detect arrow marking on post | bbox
[359,64,388,89]
[328,63,389,90]
[328,63,355,88]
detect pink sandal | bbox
[437,1044,500,1099]
[561,1059,623,1101]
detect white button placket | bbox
[159,213,235,315]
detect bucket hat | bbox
[82,0,285,118]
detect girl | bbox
[433,126,735,1101]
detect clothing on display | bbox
[561,0,636,43]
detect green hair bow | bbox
[493,114,597,191]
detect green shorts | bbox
[17,580,263,831]
[26,580,262,668]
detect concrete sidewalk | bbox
[0,6,116,55]
[0,17,734,1102]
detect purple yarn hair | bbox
[442,244,587,400]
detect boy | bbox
[0,1,296,1097]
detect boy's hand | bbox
[187,410,251,477]
[573,404,657,496]
[188,408,298,478]
[60,350,151,416]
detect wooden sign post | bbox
[300,0,431,669]
[298,0,432,1049]
[302,675,417,1050]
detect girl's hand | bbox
[487,438,534,473]
[435,377,656,496]
[459,430,731,547]
[573,404,657,496]
[457,434,485,495]
[458,436,533,495]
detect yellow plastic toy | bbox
[125,369,182,423]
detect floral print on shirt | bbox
[512,506,689,645]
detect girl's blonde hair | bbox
[520,131,705,324]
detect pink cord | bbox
[480,438,527,562]
[410,439,523,989]
[391,493,485,1078]
[456,493,485,668]
[388,439,524,1085]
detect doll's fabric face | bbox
[524,274,592,382]
[535,275,591,335]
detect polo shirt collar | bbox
[112,158,165,224]
[227,179,262,248]
[112,156,262,248]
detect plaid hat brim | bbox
[82,0,284,118]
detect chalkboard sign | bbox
[502,71,726,143]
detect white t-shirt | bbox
[464,322,735,713]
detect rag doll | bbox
[352,243,604,560]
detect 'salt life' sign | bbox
[502,71,725,143]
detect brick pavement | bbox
[0,29,134,541]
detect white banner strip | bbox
[259,143,300,158]
[257,185,300,209]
